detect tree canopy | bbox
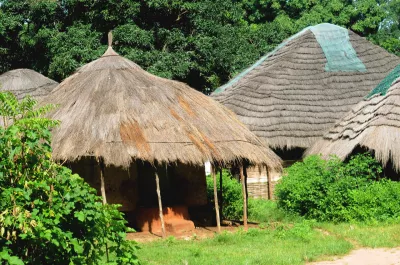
[0,0,398,93]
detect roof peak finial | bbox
[108,31,113,47]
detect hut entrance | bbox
[135,162,207,235]
[136,163,177,207]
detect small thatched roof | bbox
[212,23,400,150]
[0,69,58,100]
[42,42,281,170]
[307,73,400,171]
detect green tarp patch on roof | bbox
[310,24,366,72]
[367,64,400,98]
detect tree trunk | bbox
[267,167,273,200]
[155,171,166,238]
[240,165,248,231]
[212,165,221,232]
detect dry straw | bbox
[212,28,400,150]
[307,77,400,172]
[42,38,281,170]
[0,69,58,100]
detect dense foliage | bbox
[206,171,244,220]
[0,92,139,264]
[0,0,398,93]
[206,170,276,222]
[275,154,400,223]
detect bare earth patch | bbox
[126,224,260,242]
[309,248,400,265]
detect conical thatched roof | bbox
[42,44,281,170]
[0,69,58,100]
[212,23,400,150]
[307,72,400,171]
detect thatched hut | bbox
[0,69,58,100]
[307,65,400,175]
[42,34,281,235]
[212,23,400,198]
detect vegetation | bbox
[0,0,398,93]
[275,153,400,223]
[206,171,243,220]
[137,198,400,265]
[0,92,139,264]
[206,170,286,222]
[138,222,352,265]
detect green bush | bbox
[206,170,243,220]
[275,153,400,222]
[0,93,139,264]
[206,170,288,222]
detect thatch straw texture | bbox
[212,26,400,150]
[0,69,58,100]
[307,77,400,171]
[42,46,281,169]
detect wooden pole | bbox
[212,165,221,232]
[98,158,109,262]
[155,171,166,238]
[267,166,273,200]
[99,158,107,204]
[219,168,223,220]
[244,164,248,215]
[240,164,248,231]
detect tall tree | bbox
[0,0,398,93]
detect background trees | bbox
[0,0,398,93]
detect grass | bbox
[137,227,351,265]
[136,200,400,265]
[316,222,400,248]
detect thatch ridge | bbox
[42,46,281,170]
[306,77,400,171]
[0,68,58,100]
[212,25,400,150]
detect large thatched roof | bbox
[42,44,281,169]
[307,73,400,171]
[212,23,400,150]
[0,69,58,100]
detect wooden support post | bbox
[212,165,221,232]
[155,171,166,238]
[99,159,107,205]
[240,165,248,231]
[267,166,273,200]
[244,165,248,215]
[98,158,109,262]
[219,168,223,221]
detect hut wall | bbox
[69,159,207,212]
[246,165,281,199]
[247,148,304,199]
[68,158,138,211]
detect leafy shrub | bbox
[206,170,286,222]
[0,93,139,264]
[206,170,243,220]
[275,153,400,222]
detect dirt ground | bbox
[126,223,259,242]
[308,248,400,265]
